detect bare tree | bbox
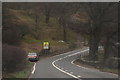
[81,2,118,61]
[54,3,81,42]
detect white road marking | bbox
[52,60,79,79]
[70,72,73,74]
[71,59,76,64]
[30,48,88,77]
[71,59,94,71]
[71,58,118,77]
[58,66,61,68]
[31,63,36,74]
[77,75,81,77]
[52,49,84,57]
[52,49,89,79]
[65,70,68,72]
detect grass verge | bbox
[9,62,34,78]
[74,58,119,75]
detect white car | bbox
[27,53,39,62]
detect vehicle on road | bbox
[27,53,39,62]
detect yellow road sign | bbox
[43,42,49,49]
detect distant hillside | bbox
[4,8,79,43]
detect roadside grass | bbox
[100,68,119,75]
[21,35,67,46]
[11,69,28,78]
[21,38,68,54]
[74,58,119,75]
[5,9,78,78]
[21,35,41,44]
[18,39,70,78]
[7,62,34,78]
[74,49,119,75]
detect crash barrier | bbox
[79,46,103,57]
[77,46,119,68]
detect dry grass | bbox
[74,49,119,75]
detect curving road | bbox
[29,47,118,80]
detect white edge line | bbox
[31,63,36,74]
[51,49,90,79]
[71,59,92,71]
[71,58,118,77]
[30,48,86,76]
[52,60,79,79]
[52,48,88,58]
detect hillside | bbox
[2,8,79,78]
[3,8,80,52]
[2,2,119,78]
[14,9,77,40]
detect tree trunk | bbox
[45,8,50,24]
[88,21,101,61]
[103,32,117,66]
[103,37,110,66]
[89,33,99,61]
[63,23,67,42]
[59,16,67,42]
[104,32,118,62]
[35,14,38,31]
[34,14,41,39]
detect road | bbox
[29,47,118,80]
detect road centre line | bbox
[30,49,82,75]
[71,58,118,76]
[52,49,89,79]
[31,48,88,77]
[71,59,98,71]
[52,49,85,57]
[52,60,79,79]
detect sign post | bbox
[43,42,49,50]
[42,41,50,55]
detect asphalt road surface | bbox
[29,47,119,80]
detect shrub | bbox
[2,8,30,45]
[2,44,27,73]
